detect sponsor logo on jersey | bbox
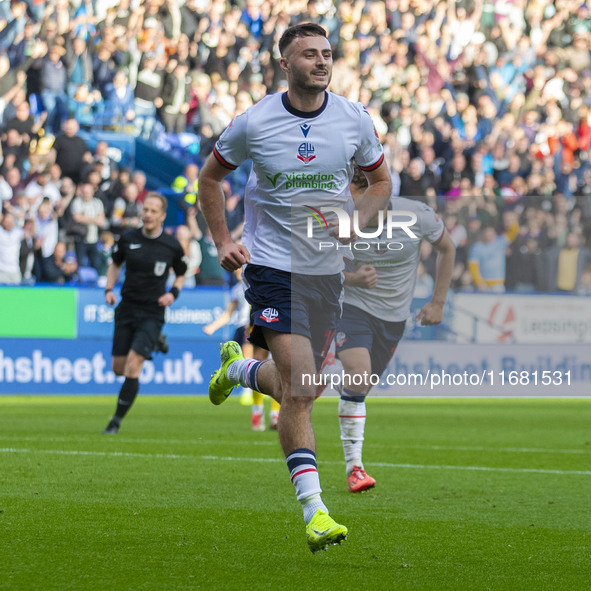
[260,308,279,323]
[154,261,167,276]
[285,172,338,190]
[297,142,316,164]
[266,172,282,187]
[300,123,311,137]
[129,243,142,249]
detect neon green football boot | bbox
[209,341,243,405]
[306,510,348,553]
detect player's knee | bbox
[282,391,315,412]
[112,361,125,376]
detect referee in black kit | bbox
[102,193,187,434]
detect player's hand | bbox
[416,301,444,326]
[105,291,117,306]
[203,324,215,335]
[218,242,250,271]
[158,292,176,307]
[349,264,378,289]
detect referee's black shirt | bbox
[112,228,188,306]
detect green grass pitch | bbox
[1,396,590,590]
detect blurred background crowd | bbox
[0,0,590,294]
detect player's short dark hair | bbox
[145,192,168,213]
[278,23,327,56]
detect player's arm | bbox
[158,246,189,307]
[345,106,393,243]
[199,155,250,271]
[203,299,239,334]
[339,164,391,245]
[416,229,455,326]
[104,262,122,306]
[357,164,392,230]
[158,274,185,307]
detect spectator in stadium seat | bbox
[468,214,519,293]
[93,140,117,182]
[51,118,93,184]
[55,176,76,242]
[161,61,191,133]
[23,167,60,207]
[19,216,35,283]
[0,173,12,204]
[86,169,111,218]
[111,183,142,238]
[65,36,93,99]
[133,53,163,139]
[3,166,26,198]
[175,224,201,288]
[97,230,114,282]
[186,71,212,135]
[92,43,119,100]
[0,211,23,284]
[41,44,67,134]
[1,128,29,173]
[546,232,591,293]
[399,158,435,203]
[505,233,546,293]
[34,196,59,279]
[42,240,78,284]
[195,227,226,287]
[4,101,45,152]
[132,171,148,204]
[180,0,200,39]
[104,71,135,130]
[67,84,103,129]
[70,182,106,272]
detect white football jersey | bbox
[213,91,384,274]
[344,197,445,321]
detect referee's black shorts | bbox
[112,300,165,360]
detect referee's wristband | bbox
[169,286,180,300]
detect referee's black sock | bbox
[114,377,139,422]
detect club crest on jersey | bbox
[260,307,279,323]
[300,123,311,137]
[154,261,167,276]
[297,142,316,164]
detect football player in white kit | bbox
[336,166,455,492]
[198,23,392,552]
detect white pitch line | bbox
[1,448,590,476]
[0,435,277,446]
[399,444,590,455]
[0,435,588,455]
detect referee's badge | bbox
[154,261,167,276]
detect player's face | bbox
[281,35,332,94]
[142,196,166,235]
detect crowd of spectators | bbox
[0,0,590,295]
